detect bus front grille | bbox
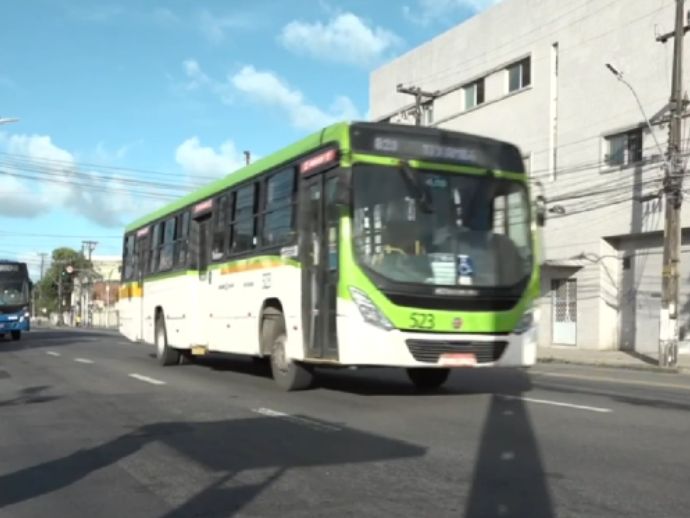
[405,340,508,364]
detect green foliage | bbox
[35,247,92,313]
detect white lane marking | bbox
[501,451,515,461]
[129,373,166,386]
[534,370,690,392]
[74,358,94,364]
[499,394,612,413]
[45,351,61,357]
[252,407,341,432]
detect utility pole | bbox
[658,0,688,367]
[80,241,97,327]
[38,252,48,280]
[81,240,97,261]
[396,84,439,125]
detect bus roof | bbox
[125,121,524,233]
[125,122,351,233]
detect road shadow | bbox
[312,366,533,397]
[0,415,426,516]
[465,393,556,518]
[0,385,60,408]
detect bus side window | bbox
[123,234,134,280]
[212,194,228,261]
[159,217,176,271]
[262,168,295,247]
[232,183,257,253]
[149,223,162,274]
[175,211,190,268]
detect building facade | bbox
[71,255,121,327]
[370,0,690,352]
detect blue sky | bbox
[0,0,498,278]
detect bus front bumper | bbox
[0,317,30,333]
[336,306,537,368]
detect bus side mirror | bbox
[535,195,546,227]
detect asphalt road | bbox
[1,329,689,518]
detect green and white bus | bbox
[119,122,541,390]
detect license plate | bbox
[440,353,477,366]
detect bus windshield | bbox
[352,164,533,288]
[0,280,29,306]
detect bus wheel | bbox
[407,368,450,391]
[155,317,179,366]
[268,320,313,391]
[10,331,21,341]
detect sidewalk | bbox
[538,346,690,374]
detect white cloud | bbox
[182,59,211,90]
[279,13,402,66]
[231,65,360,130]
[199,9,251,44]
[403,0,502,26]
[0,133,157,227]
[175,137,245,179]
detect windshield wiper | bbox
[399,160,434,213]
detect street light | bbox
[604,64,668,167]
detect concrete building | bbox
[370,0,690,353]
[71,255,121,327]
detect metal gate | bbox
[552,278,577,345]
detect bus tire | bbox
[267,316,312,391]
[10,331,21,341]
[407,368,450,391]
[155,316,179,366]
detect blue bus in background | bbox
[0,261,31,341]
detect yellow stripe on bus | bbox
[119,283,143,299]
[219,258,291,275]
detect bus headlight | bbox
[514,308,535,335]
[349,287,394,331]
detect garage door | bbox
[618,235,690,354]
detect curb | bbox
[537,356,690,375]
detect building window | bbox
[507,57,531,92]
[605,128,642,166]
[464,79,485,109]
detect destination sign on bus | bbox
[0,264,20,272]
[350,124,524,172]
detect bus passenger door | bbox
[135,233,148,342]
[301,174,339,361]
[193,214,212,346]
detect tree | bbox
[36,247,92,314]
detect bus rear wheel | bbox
[155,317,180,366]
[266,313,312,391]
[10,331,21,341]
[407,368,450,391]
